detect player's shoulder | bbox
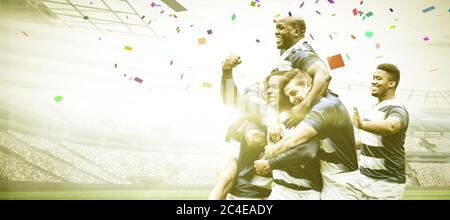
[311,92,341,113]
[378,99,408,112]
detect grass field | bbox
[1,189,450,200]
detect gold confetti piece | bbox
[202,82,212,88]
[198,37,206,45]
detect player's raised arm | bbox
[221,54,242,107]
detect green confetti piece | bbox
[389,25,396,29]
[365,31,374,38]
[366,11,374,17]
[315,10,321,15]
[250,1,256,7]
[231,13,236,21]
[54,96,63,102]
[346,54,350,60]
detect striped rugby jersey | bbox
[359,99,409,184]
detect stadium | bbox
[1,0,449,200]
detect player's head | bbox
[266,69,295,112]
[371,63,400,98]
[275,13,306,50]
[284,69,312,105]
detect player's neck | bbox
[378,91,396,103]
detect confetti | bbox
[360,1,363,5]
[115,63,117,68]
[170,60,173,65]
[231,13,237,21]
[300,1,305,8]
[207,29,212,35]
[315,10,321,15]
[423,36,430,41]
[310,33,314,40]
[329,34,333,40]
[365,31,374,38]
[352,8,358,16]
[315,0,319,3]
[389,8,394,12]
[429,68,439,72]
[202,82,212,88]
[331,13,336,16]
[54,96,63,103]
[327,54,345,70]
[198,37,206,45]
[134,77,143,83]
[124,46,133,51]
[376,43,380,49]
[288,12,292,17]
[366,11,374,17]
[21,31,29,37]
[250,1,256,7]
[150,2,161,7]
[422,6,435,13]
[346,54,350,60]
[256,39,260,43]
[389,25,396,29]
[141,15,145,20]
[376,55,383,59]
[328,0,335,3]
[83,16,89,20]
[181,74,184,79]
[351,35,356,40]
[160,10,164,14]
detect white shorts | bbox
[355,172,405,200]
[268,183,321,200]
[226,194,267,200]
[321,170,363,200]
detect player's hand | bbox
[353,107,363,129]
[254,159,271,175]
[222,54,242,71]
[283,103,308,129]
[267,122,283,144]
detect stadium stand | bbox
[427,138,450,153]
[404,136,428,152]
[172,154,217,186]
[2,129,449,189]
[0,150,63,182]
[8,131,129,184]
[410,162,450,186]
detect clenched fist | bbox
[222,54,242,71]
